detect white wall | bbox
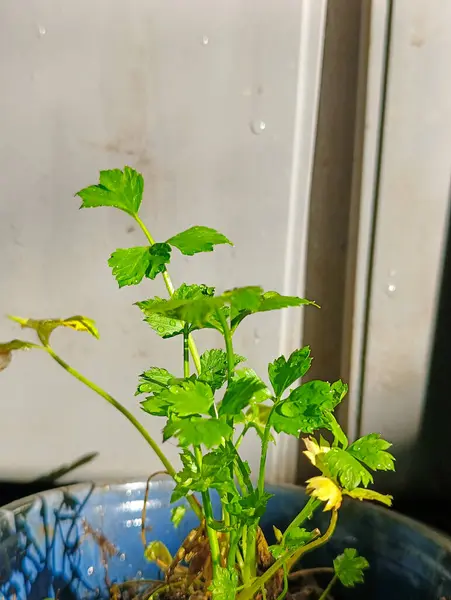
[0,1,326,481]
[346,0,451,490]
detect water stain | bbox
[411,32,425,47]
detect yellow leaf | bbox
[0,340,42,373]
[306,476,342,511]
[144,540,172,566]
[302,437,330,467]
[344,488,393,507]
[9,315,99,345]
[0,351,12,373]
[272,526,283,543]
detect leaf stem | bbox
[275,564,288,600]
[183,325,190,378]
[194,447,221,579]
[42,343,202,520]
[282,497,320,543]
[318,575,337,600]
[242,524,257,584]
[216,309,235,383]
[134,214,202,374]
[257,402,277,496]
[237,510,338,600]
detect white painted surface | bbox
[345,0,391,441]
[0,1,326,481]
[350,0,451,465]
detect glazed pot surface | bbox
[0,481,450,599]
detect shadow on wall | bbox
[393,178,451,534]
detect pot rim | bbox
[2,478,451,552]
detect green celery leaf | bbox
[76,167,143,216]
[322,448,373,490]
[157,380,214,417]
[167,226,233,256]
[219,368,271,417]
[175,283,216,300]
[136,367,175,396]
[136,297,185,338]
[199,349,246,391]
[333,548,369,587]
[108,243,171,287]
[331,380,349,405]
[243,404,273,441]
[171,447,236,502]
[227,490,273,521]
[348,433,395,472]
[271,380,341,437]
[138,285,315,335]
[141,394,172,417]
[9,315,99,345]
[170,505,187,528]
[136,284,219,335]
[164,417,233,448]
[268,545,285,560]
[284,527,317,551]
[327,413,349,448]
[208,567,238,600]
[268,346,312,397]
[344,488,393,507]
[0,340,41,352]
[231,291,318,332]
[259,291,318,312]
[108,247,151,287]
[138,286,261,330]
[146,243,172,279]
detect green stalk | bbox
[228,527,239,569]
[276,564,288,600]
[134,214,201,374]
[194,447,221,580]
[236,547,245,574]
[257,402,277,496]
[216,309,235,383]
[282,497,320,543]
[237,510,338,600]
[183,325,190,378]
[318,575,337,600]
[242,523,257,584]
[215,308,253,495]
[42,343,202,520]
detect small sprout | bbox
[333,548,369,587]
[171,505,187,528]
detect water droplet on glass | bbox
[250,120,266,135]
[201,35,209,45]
[119,553,126,561]
[386,283,396,296]
[254,331,261,345]
[87,566,94,576]
[126,489,132,497]
[136,570,143,578]
[125,520,132,528]
[38,25,46,37]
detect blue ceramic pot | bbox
[0,480,450,599]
